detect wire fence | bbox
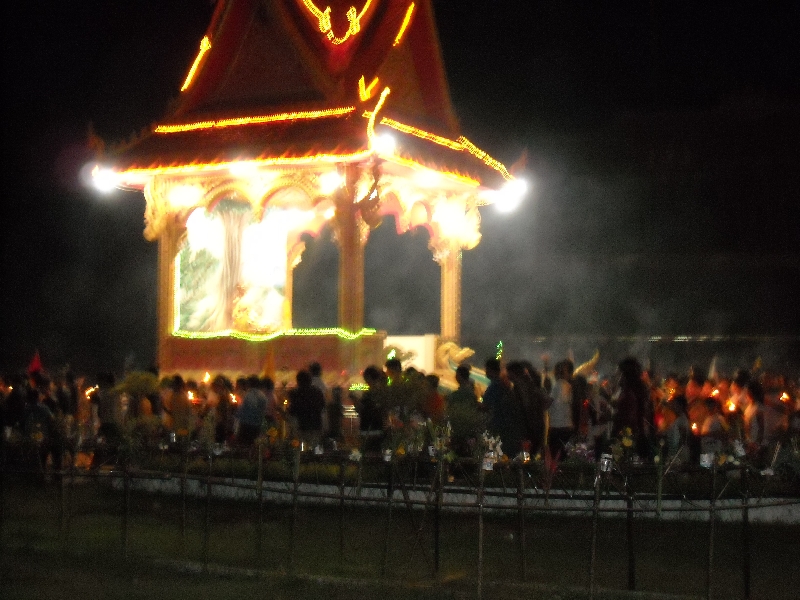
[2,440,799,600]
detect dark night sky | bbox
[2,0,799,377]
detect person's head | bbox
[170,374,186,394]
[685,371,706,401]
[617,357,643,388]
[259,376,275,392]
[385,358,402,382]
[211,375,232,397]
[158,376,173,401]
[309,362,322,378]
[362,365,384,387]
[485,358,501,380]
[667,394,688,417]
[519,361,541,387]
[505,361,525,382]
[731,369,751,393]
[746,379,764,405]
[424,373,440,392]
[563,359,574,380]
[296,370,312,387]
[455,364,472,386]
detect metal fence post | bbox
[477,460,485,600]
[122,465,130,560]
[517,463,526,581]
[589,459,602,599]
[256,437,264,564]
[434,458,443,576]
[338,456,346,569]
[707,461,717,600]
[741,463,751,600]
[180,447,187,551]
[257,443,264,560]
[625,475,635,591]
[203,452,212,572]
[289,448,300,573]
[381,457,394,578]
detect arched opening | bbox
[365,215,439,334]
[291,227,338,328]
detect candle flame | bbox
[727,401,737,412]
[780,392,790,403]
[691,422,698,432]
[229,393,237,404]
[203,372,211,384]
[711,388,720,397]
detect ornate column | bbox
[333,164,367,332]
[145,178,185,368]
[156,219,185,369]
[428,194,482,345]
[432,239,462,344]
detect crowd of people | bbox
[1,353,799,478]
[473,355,800,469]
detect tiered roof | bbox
[109,0,510,189]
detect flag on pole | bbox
[28,351,43,375]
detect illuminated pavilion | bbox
[94,0,524,379]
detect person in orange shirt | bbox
[422,374,446,424]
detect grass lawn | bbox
[1,475,798,599]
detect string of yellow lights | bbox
[172,327,378,342]
[154,107,356,134]
[379,117,464,151]
[180,36,211,92]
[358,75,380,101]
[387,154,480,187]
[367,87,391,145]
[373,116,513,180]
[301,0,373,45]
[393,3,416,46]
[457,137,513,180]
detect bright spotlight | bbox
[373,132,396,155]
[91,165,118,193]
[318,171,344,195]
[494,178,528,213]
